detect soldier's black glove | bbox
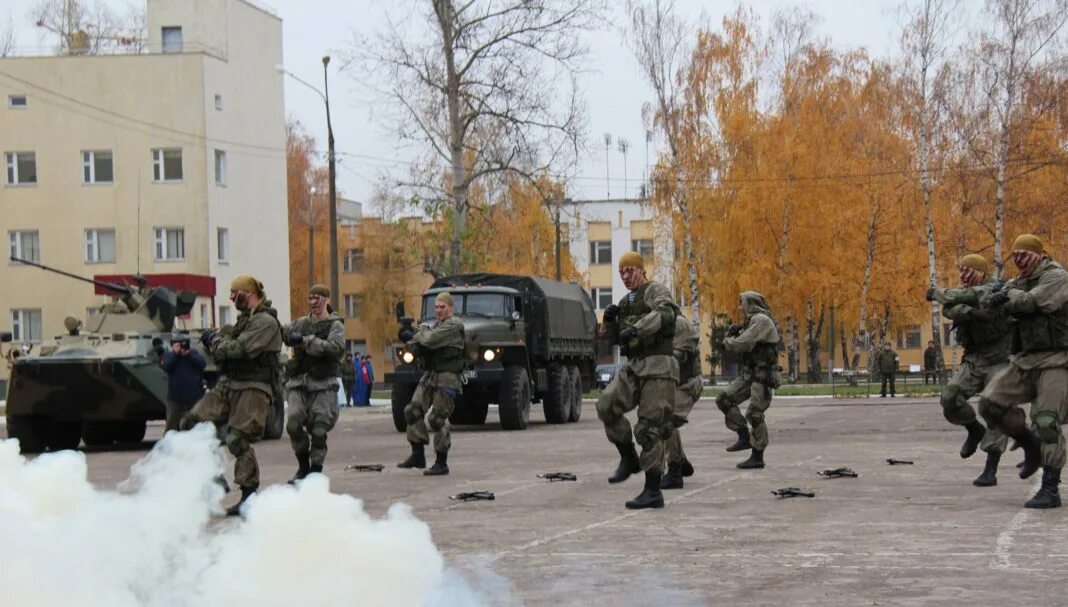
[983,290,1010,307]
[618,326,639,342]
[924,287,937,302]
[287,330,304,347]
[398,327,415,343]
[200,330,219,348]
[726,324,743,338]
[603,304,620,324]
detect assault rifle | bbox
[771,487,815,498]
[818,467,858,479]
[886,458,914,465]
[538,472,577,482]
[345,464,385,472]
[449,491,495,502]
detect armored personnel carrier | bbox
[386,273,597,431]
[3,258,285,453]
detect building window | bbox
[344,294,363,319]
[898,325,922,350]
[152,148,183,182]
[10,309,43,343]
[161,26,183,53]
[590,287,613,310]
[214,149,227,185]
[85,228,116,263]
[631,238,653,260]
[217,227,229,263]
[214,94,223,110]
[343,248,365,273]
[589,240,612,265]
[218,305,232,326]
[154,227,185,261]
[8,95,27,108]
[943,323,958,348]
[82,150,114,184]
[9,230,40,263]
[5,151,37,185]
[346,339,367,355]
[199,303,209,329]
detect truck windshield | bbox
[464,294,508,318]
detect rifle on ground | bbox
[538,472,577,482]
[449,491,496,502]
[345,464,384,472]
[771,487,815,498]
[818,467,858,478]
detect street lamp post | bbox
[308,186,317,287]
[276,57,339,310]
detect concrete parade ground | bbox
[15,396,1068,606]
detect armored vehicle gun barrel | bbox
[10,256,135,297]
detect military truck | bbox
[3,258,285,453]
[385,273,597,431]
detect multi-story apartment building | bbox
[0,0,290,380]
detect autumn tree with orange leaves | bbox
[286,120,331,319]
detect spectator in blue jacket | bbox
[161,337,207,432]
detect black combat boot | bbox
[397,442,427,469]
[288,451,311,484]
[725,427,751,452]
[973,451,1001,487]
[424,451,449,476]
[1024,467,1061,509]
[680,459,695,477]
[1012,430,1042,479]
[960,421,986,459]
[225,486,256,517]
[625,471,665,509]
[660,463,684,490]
[608,442,641,484]
[309,464,323,475]
[736,448,765,469]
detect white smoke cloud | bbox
[0,425,490,607]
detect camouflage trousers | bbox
[596,355,678,474]
[405,381,456,454]
[286,386,340,467]
[187,385,269,491]
[665,376,703,466]
[940,359,1009,454]
[716,366,777,451]
[979,364,1068,470]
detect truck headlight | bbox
[483,349,495,362]
[402,350,415,364]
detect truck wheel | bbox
[114,421,147,444]
[81,421,114,447]
[542,365,569,424]
[7,415,50,453]
[498,366,531,430]
[391,383,416,432]
[451,394,490,425]
[567,366,583,423]
[262,394,285,440]
[49,421,82,451]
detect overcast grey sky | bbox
[4,0,974,209]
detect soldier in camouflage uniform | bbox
[283,284,346,483]
[597,251,679,509]
[397,291,465,476]
[979,234,1068,509]
[661,315,702,490]
[717,292,781,470]
[926,254,1012,486]
[184,274,283,516]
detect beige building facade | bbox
[0,0,290,379]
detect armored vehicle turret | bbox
[3,258,285,453]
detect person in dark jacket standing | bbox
[161,336,206,432]
[340,353,356,407]
[876,343,900,397]
[923,341,940,385]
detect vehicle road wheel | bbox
[391,383,417,432]
[498,366,531,430]
[262,393,285,440]
[113,421,147,444]
[49,421,82,451]
[81,421,114,447]
[567,366,583,423]
[451,393,490,425]
[7,415,50,453]
[542,365,569,424]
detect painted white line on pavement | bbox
[993,477,1041,570]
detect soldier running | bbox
[978,234,1068,509]
[716,291,781,469]
[283,284,346,483]
[397,291,465,476]
[661,315,702,490]
[183,274,283,516]
[926,254,1012,486]
[597,251,679,509]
